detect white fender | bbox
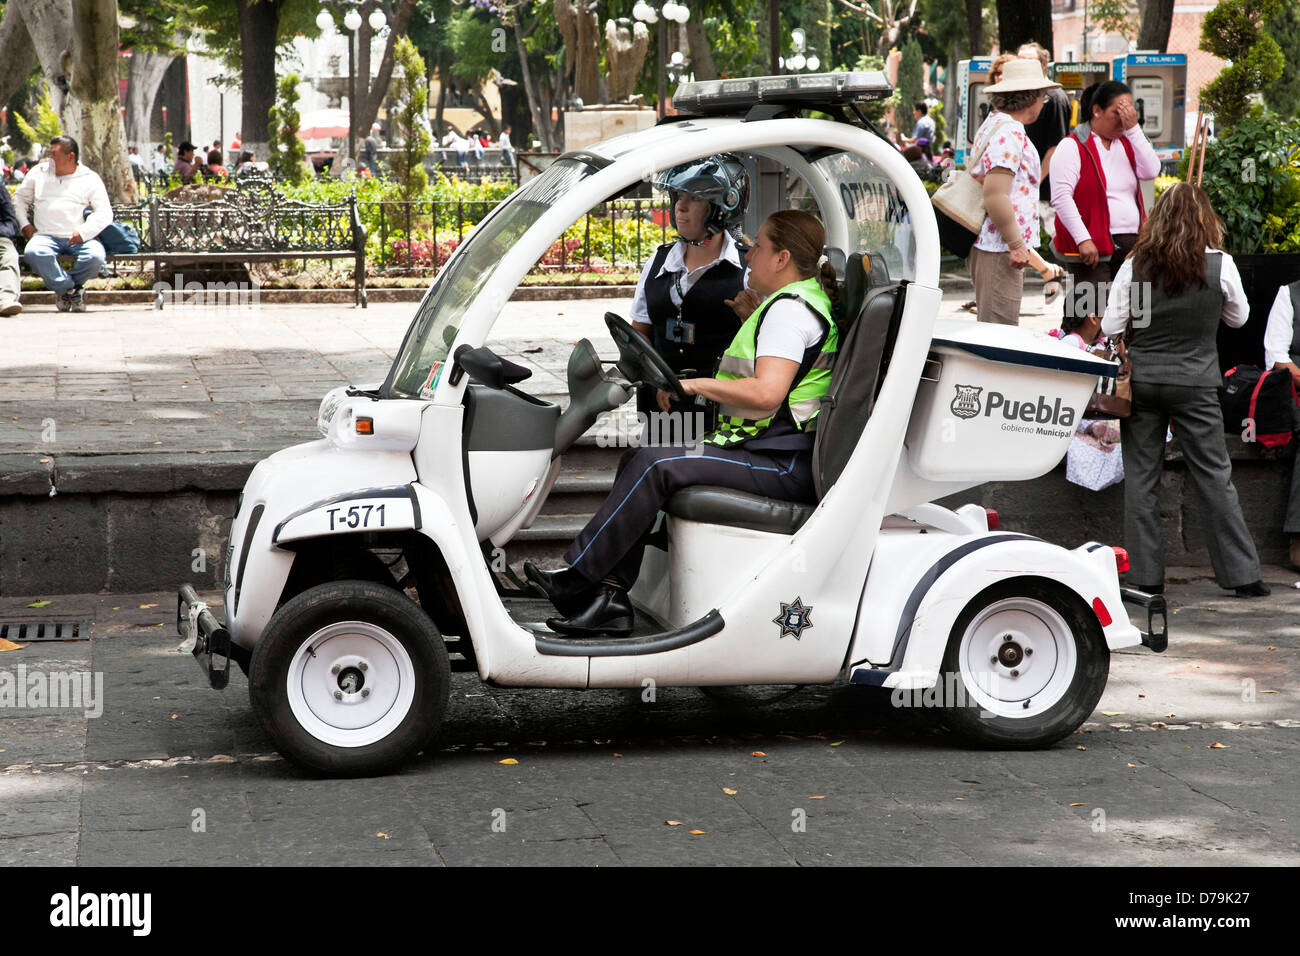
[848,532,1141,690]
[223,440,419,649]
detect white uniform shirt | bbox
[1102,248,1249,338]
[629,233,748,327]
[755,297,829,361]
[12,160,113,240]
[1264,285,1297,369]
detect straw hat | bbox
[984,58,1061,93]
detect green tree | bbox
[1264,0,1300,119]
[13,88,62,148]
[896,36,924,117]
[1090,0,1138,44]
[1200,0,1284,130]
[389,34,431,202]
[267,72,308,185]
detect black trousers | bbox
[1065,232,1138,319]
[564,443,815,589]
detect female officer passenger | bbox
[631,155,751,433]
[527,210,839,635]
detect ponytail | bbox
[818,260,840,304]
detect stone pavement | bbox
[0,572,1295,866]
[0,281,1054,459]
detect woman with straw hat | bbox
[966,57,1061,325]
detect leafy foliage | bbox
[1264,0,1300,119]
[1089,0,1138,42]
[1196,109,1300,254]
[1200,0,1285,130]
[897,37,925,118]
[389,35,433,202]
[14,91,62,153]
[268,73,308,185]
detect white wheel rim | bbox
[286,621,416,748]
[956,598,1078,719]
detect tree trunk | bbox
[684,20,718,81]
[514,17,552,150]
[236,0,283,163]
[356,0,417,146]
[875,0,919,59]
[965,0,983,58]
[1137,0,1176,53]
[996,0,1051,54]
[13,0,74,117]
[125,49,174,147]
[435,61,449,137]
[0,3,38,108]
[67,0,136,204]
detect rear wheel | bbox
[940,579,1109,749]
[249,580,450,776]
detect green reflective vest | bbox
[702,276,838,448]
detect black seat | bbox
[665,485,815,535]
[661,265,907,535]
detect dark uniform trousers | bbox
[563,443,815,589]
[1121,383,1261,588]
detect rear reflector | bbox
[1092,597,1112,626]
[1111,546,1129,573]
[985,508,1000,530]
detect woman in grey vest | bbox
[1263,278,1300,568]
[1101,182,1268,597]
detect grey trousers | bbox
[1121,382,1261,588]
[0,237,19,307]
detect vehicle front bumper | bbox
[177,584,247,689]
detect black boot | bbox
[546,585,634,637]
[1234,580,1271,597]
[524,560,594,616]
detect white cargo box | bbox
[905,319,1117,482]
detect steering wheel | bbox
[604,312,688,404]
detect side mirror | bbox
[450,345,532,389]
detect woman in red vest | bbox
[1051,80,1160,320]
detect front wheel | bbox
[249,580,450,776]
[940,579,1109,749]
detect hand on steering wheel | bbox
[604,312,688,404]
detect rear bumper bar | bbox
[1120,587,1168,653]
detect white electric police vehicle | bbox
[178,72,1167,775]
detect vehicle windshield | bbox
[386,156,600,399]
[810,150,917,281]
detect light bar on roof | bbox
[672,72,892,114]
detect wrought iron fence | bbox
[362,196,674,276]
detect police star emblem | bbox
[773,597,814,640]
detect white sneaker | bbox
[69,289,87,312]
[0,302,20,317]
[56,291,74,312]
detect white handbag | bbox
[931,118,1012,234]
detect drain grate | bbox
[0,621,85,642]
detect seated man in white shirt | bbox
[13,136,113,313]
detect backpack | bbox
[1219,365,1298,448]
[97,221,141,255]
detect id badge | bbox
[666,315,696,345]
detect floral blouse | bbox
[970,113,1041,254]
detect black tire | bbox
[939,578,1109,750]
[249,580,450,776]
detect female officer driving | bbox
[630,154,751,432]
[527,210,839,636]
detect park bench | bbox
[108,170,368,307]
